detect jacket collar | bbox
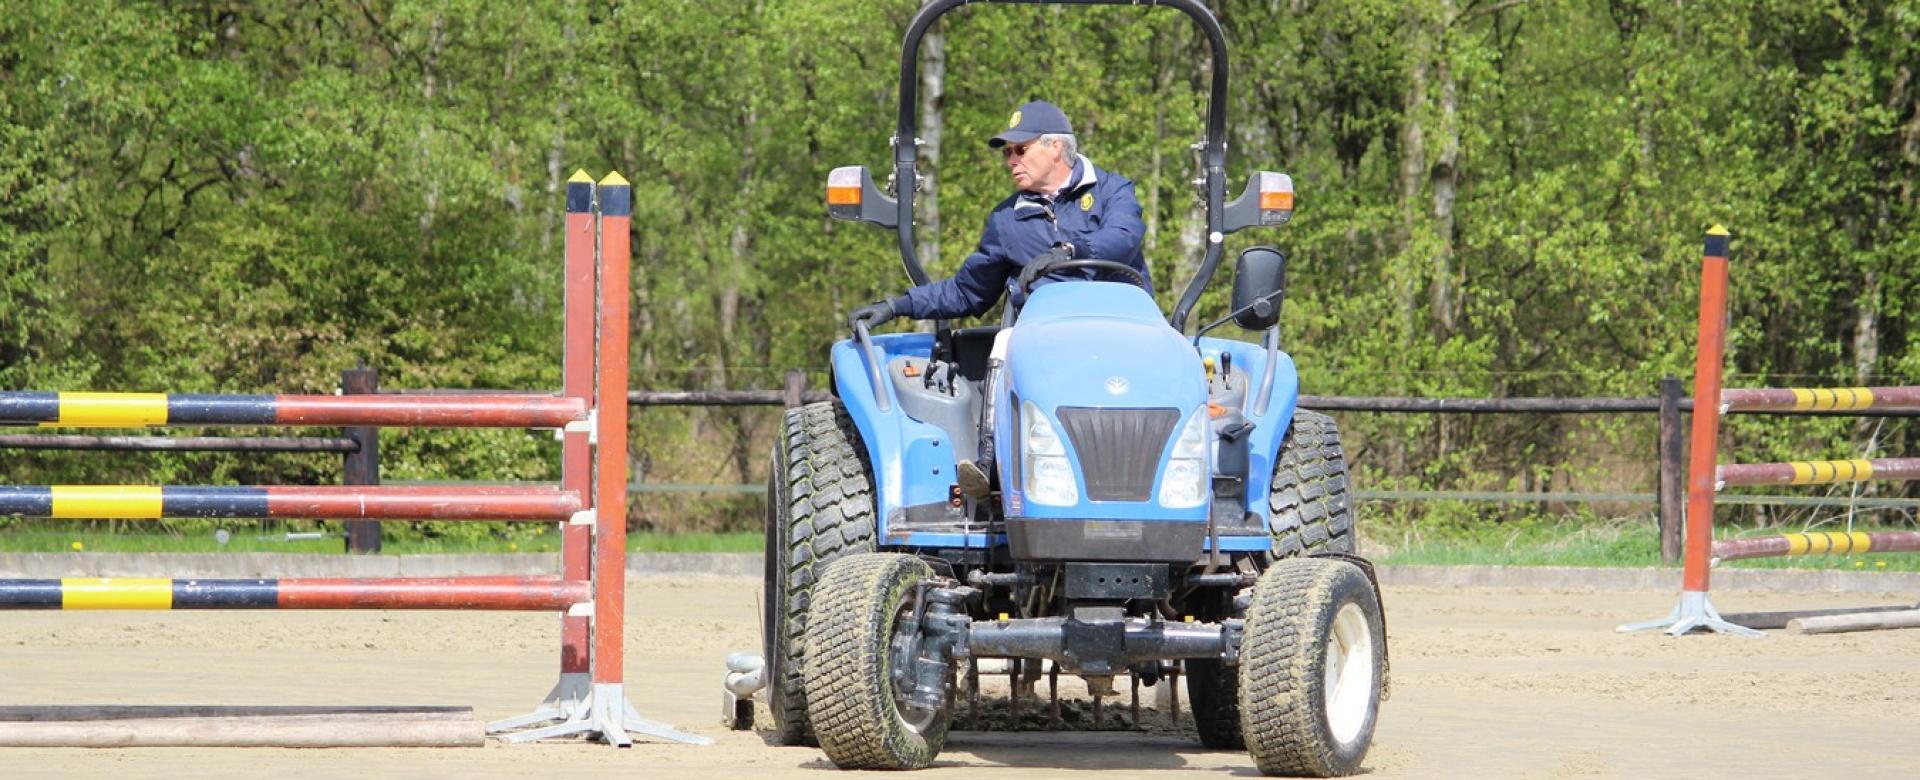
[1014,155,1099,215]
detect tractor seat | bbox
[947,326,1000,382]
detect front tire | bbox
[1238,558,1385,777]
[806,553,952,769]
[1193,410,1356,750]
[763,402,878,745]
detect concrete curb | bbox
[3,553,1917,594]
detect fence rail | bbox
[7,370,1914,561]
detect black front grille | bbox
[1055,407,1179,502]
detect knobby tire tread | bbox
[1239,559,1383,777]
[764,401,877,745]
[808,553,949,769]
[1268,410,1356,557]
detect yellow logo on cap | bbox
[1080,193,1094,211]
[1008,111,1022,128]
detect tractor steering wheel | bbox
[1020,259,1150,293]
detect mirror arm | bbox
[1190,288,1285,347]
[1254,326,1280,417]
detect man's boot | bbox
[956,459,993,501]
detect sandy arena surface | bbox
[2,575,1917,779]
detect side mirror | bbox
[826,165,899,229]
[1230,246,1286,331]
[1221,171,1295,234]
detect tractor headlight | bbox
[1157,410,1210,508]
[1022,401,1079,506]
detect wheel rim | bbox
[1323,601,1375,745]
[888,599,942,735]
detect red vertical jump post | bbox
[1619,226,1765,637]
[485,170,601,736]
[490,171,705,747]
[593,171,637,742]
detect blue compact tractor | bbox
[762,1,1385,775]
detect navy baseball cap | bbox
[988,100,1074,148]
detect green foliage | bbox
[0,0,1914,540]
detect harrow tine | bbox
[967,658,981,730]
[1008,659,1020,729]
[1130,672,1140,728]
[1048,662,1061,728]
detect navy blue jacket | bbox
[896,156,1148,320]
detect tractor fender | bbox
[1195,335,1302,529]
[830,332,959,540]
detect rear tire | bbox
[1238,558,1384,777]
[1268,410,1356,557]
[763,401,878,745]
[1186,659,1243,749]
[806,553,952,769]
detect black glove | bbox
[849,298,898,331]
[1017,244,1076,290]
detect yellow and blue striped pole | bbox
[0,576,587,610]
[1722,386,1920,413]
[0,485,582,520]
[1715,458,1920,488]
[0,392,583,429]
[1712,531,1920,563]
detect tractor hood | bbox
[1000,282,1210,535]
[1006,283,1206,411]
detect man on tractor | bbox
[849,99,1149,498]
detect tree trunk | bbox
[1396,11,1431,351]
[417,14,445,252]
[1428,2,1461,339]
[917,12,944,271]
[1175,24,1209,333]
[543,16,575,254]
[1145,26,1171,258]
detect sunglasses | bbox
[1000,142,1041,159]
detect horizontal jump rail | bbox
[0,705,475,722]
[1710,531,1920,562]
[0,434,359,453]
[0,717,485,748]
[0,485,582,520]
[1786,609,1920,635]
[1722,386,1920,413]
[1715,458,1920,488]
[0,575,588,611]
[0,392,583,429]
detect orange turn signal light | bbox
[827,186,861,205]
[1260,190,1294,211]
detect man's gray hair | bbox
[1039,132,1077,161]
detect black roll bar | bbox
[893,0,1232,331]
